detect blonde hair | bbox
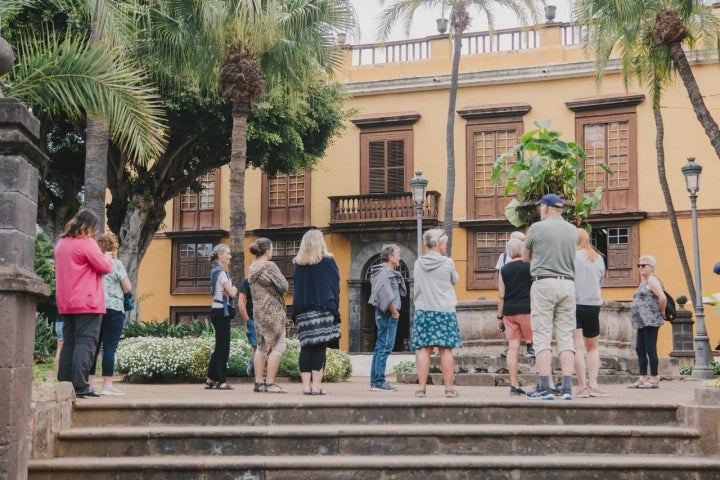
[577,228,598,261]
[294,229,332,265]
[96,233,119,256]
[505,238,524,258]
[639,254,657,269]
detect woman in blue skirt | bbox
[411,228,463,398]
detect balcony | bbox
[329,191,441,232]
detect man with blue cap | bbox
[523,194,578,400]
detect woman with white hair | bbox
[628,255,666,389]
[412,228,463,398]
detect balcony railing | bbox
[329,191,441,228]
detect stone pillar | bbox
[0,96,50,480]
[670,295,695,359]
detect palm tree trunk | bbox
[653,105,694,298]
[228,109,248,297]
[668,43,720,160]
[84,115,110,225]
[442,19,464,256]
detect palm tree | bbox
[218,0,357,284]
[574,0,720,304]
[376,0,540,255]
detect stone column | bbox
[670,295,696,360]
[0,76,51,480]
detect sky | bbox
[349,1,574,44]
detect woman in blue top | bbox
[292,230,341,395]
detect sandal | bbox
[643,380,660,389]
[253,382,266,393]
[311,389,326,396]
[216,383,233,390]
[204,380,218,390]
[414,389,426,398]
[264,383,287,394]
[303,390,312,395]
[627,380,645,389]
[574,387,591,398]
[444,389,460,398]
[588,387,610,397]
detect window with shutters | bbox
[569,96,641,214]
[590,224,639,287]
[261,173,310,228]
[466,229,515,289]
[173,170,220,231]
[360,127,413,195]
[270,237,302,293]
[465,119,522,219]
[170,239,218,294]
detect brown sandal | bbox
[264,383,287,394]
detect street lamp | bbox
[681,157,713,379]
[409,171,428,259]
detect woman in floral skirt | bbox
[411,228,463,398]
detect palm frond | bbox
[5,29,167,165]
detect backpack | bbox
[664,291,676,321]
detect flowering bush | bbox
[115,335,352,383]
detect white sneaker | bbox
[101,385,125,396]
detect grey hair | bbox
[379,244,400,262]
[210,243,230,262]
[509,231,526,241]
[423,228,447,248]
[639,254,657,268]
[505,238,524,258]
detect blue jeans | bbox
[370,309,398,386]
[91,309,125,377]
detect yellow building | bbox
[137,19,720,358]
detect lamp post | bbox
[409,171,428,259]
[681,157,713,379]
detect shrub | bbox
[122,318,214,339]
[115,335,352,383]
[392,360,416,374]
[34,314,56,364]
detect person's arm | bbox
[238,292,250,322]
[221,272,238,298]
[120,276,132,294]
[522,246,532,263]
[647,275,667,318]
[497,272,506,327]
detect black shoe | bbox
[525,346,536,357]
[550,384,562,396]
[500,349,508,358]
[509,386,526,396]
[76,390,101,398]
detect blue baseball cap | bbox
[538,194,565,208]
[713,261,720,275]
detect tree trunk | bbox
[443,13,465,256]
[653,105,695,299]
[228,108,248,304]
[668,42,720,161]
[84,115,110,226]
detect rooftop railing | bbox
[349,22,585,67]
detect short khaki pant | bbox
[530,279,576,353]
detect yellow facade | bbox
[138,21,720,357]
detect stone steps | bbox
[28,387,719,479]
[55,423,700,457]
[28,454,720,480]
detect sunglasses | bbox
[637,264,650,268]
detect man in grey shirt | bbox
[523,194,578,400]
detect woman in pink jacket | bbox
[54,209,113,398]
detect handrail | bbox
[329,191,440,223]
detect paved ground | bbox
[82,374,706,406]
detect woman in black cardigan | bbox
[292,229,341,395]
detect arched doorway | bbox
[359,255,411,353]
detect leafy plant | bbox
[678,363,694,375]
[392,360,416,374]
[685,361,720,378]
[122,318,214,339]
[491,120,612,227]
[34,314,56,364]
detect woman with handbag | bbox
[628,255,666,389]
[292,229,341,395]
[205,244,238,390]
